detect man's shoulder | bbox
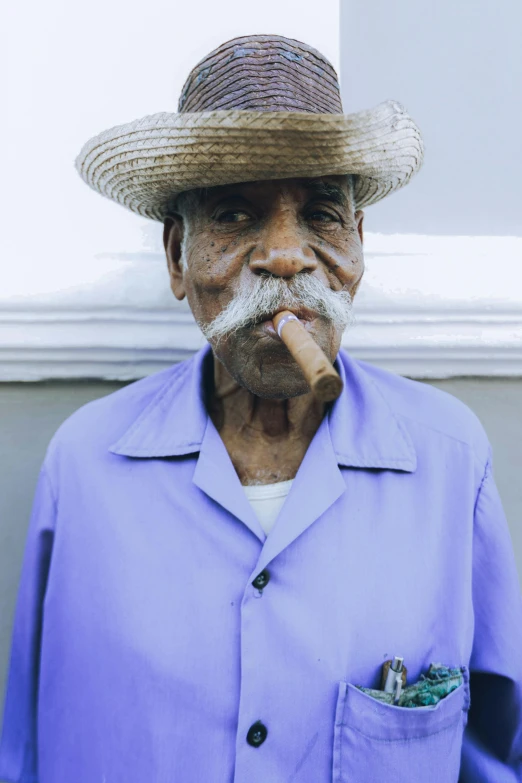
[351,354,490,459]
[45,359,191,461]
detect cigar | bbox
[272,310,343,402]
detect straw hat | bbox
[75,34,424,221]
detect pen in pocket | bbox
[382,656,407,704]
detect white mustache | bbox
[199,274,356,342]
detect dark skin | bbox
[163,176,364,484]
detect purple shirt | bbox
[1,345,521,782]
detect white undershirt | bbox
[243,479,294,536]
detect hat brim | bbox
[75,100,424,221]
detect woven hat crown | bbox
[177,35,344,115]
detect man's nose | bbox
[248,216,317,278]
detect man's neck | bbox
[207,355,326,485]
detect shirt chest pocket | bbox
[332,666,470,783]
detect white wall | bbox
[1,0,521,381]
[1,0,340,301]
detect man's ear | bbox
[355,209,364,245]
[163,215,186,301]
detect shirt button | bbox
[246,721,268,747]
[252,569,270,590]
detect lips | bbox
[276,307,317,322]
[255,308,316,339]
[264,307,316,325]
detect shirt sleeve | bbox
[0,466,56,783]
[460,446,522,782]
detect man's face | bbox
[164,176,364,398]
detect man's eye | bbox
[307,210,338,223]
[216,210,251,223]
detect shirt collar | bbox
[330,350,417,472]
[109,343,417,473]
[109,345,210,458]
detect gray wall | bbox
[340,0,522,236]
[1,376,521,738]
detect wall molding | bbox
[2,233,521,381]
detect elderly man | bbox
[1,34,521,783]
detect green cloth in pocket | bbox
[356,663,463,707]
